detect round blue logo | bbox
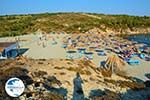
[5,77,25,97]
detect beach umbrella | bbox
[89,46,97,51]
[84,52,94,60]
[78,42,85,47]
[66,50,77,59]
[77,48,86,54]
[134,43,145,49]
[144,48,150,54]
[105,55,126,73]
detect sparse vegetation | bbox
[33,70,47,77]
[0,13,150,37]
[104,78,145,90]
[90,89,121,100]
[118,81,145,90]
[0,57,149,99]
[115,70,127,77]
[100,68,112,77]
[67,67,91,75]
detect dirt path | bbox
[81,13,101,20]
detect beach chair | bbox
[61,44,67,48]
[124,57,130,62]
[77,48,86,54]
[100,61,106,67]
[74,53,82,59]
[139,48,144,52]
[66,50,76,59]
[130,53,138,58]
[51,41,57,45]
[66,53,74,59]
[96,50,106,56]
[97,52,106,56]
[145,57,150,61]
[84,52,93,60]
[127,59,140,65]
[139,53,145,59]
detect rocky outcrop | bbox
[144,81,150,87]
[0,58,149,99]
[86,27,150,35]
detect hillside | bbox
[0,12,150,37]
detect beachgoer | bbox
[52,37,57,45]
[68,38,72,46]
[42,41,46,48]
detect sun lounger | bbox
[74,53,83,59]
[95,49,103,52]
[139,48,144,52]
[84,52,93,60]
[127,59,140,65]
[118,54,124,60]
[67,54,82,59]
[124,57,130,62]
[66,54,74,59]
[51,41,57,45]
[145,57,150,61]
[61,44,67,48]
[139,54,145,59]
[130,53,138,57]
[95,50,106,56]
[97,52,106,56]
[100,61,106,67]
[77,48,86,54]
[66,50,80,59]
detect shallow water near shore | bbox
[127,34,150,47]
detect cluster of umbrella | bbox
[62,33,150,67]
[65,48,107,60]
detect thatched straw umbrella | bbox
[105,55,126,73]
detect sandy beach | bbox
[0,0,150,99]
[0,33,149,82]
[0,33,150,99]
